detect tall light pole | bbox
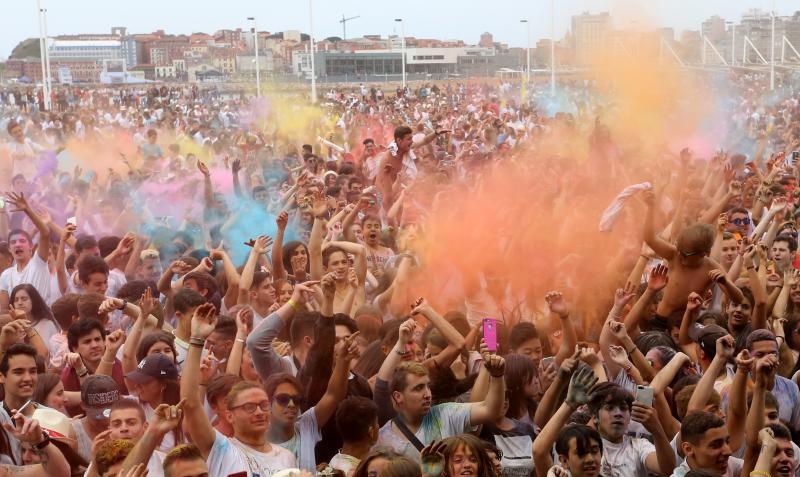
[770,0,776,90]
[42,8,52,103]
[727,21,736,66]
[247,17,261,98]
[309,0,317,103]
[395,18,406,91]
[520,19,530,85]
[550,0,556,95]
[36,0,50,110]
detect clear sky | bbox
[2,0,798,59]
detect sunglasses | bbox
[230,399,270,413]
[273,393,304,407]
[731,218,751,226]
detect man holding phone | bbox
[587,382,675,477]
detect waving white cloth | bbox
[599,182,652,232]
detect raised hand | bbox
[608,345,631,367]
[716,213,728,232]
[565,366,598,408]
[399,318,416,343]
[151,399,186,435]
[199,347,220,383]
[410,297,432,316]
[276,211,289,231]
[251,235,273,255]
[335,331,361,364]
[421,441,446,477]
[735,349,754,373]
[105,330,126,355]
[235,307,253,337]
[320,273,337,299]
[686,292,703,311]
[190,303,218,340]
[613,283,637,308]
[98,297,124,315]
[209,240,226,261]
[139,287,156,318]
[290,280,320,306]
[708,269,726,283]
[0,321,27,349]
[347,267,358,289]
[3,412,44,445]
[483,354,506,378]
[577,344,601,366]
[608,320,629,341]
[631,401,658,430]
[311,190,329,218]
[647,264,669,291]
[196,160,210,177]
[558,348,581,379]
[170,260,192,276]
[231,158,241,174]
[715,334,735,361]
[545,291,569,317]
[4,192,31,213]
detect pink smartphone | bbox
[483,318,498,352]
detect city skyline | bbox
[2,0,798,60]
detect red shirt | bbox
[61,359,129,417]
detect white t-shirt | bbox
[207,430,296,477]
[600,435,655,477]
[670,456,743,477]
[274,407,322,471]
[376,403,473,462]
[0,254,51,303]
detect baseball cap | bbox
[688,323,728,343]
[125,353,178,384]
[81,375,120,421]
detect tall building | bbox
[571,11,612,65]
[702,15,728,42]
[479,32,494,48]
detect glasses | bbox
[229,400,270,413]
[273,393,304,407]
[731,218,751,226]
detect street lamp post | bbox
[520,19,530,86]
[309,0,317,103]
[36,0,50,110]
[770,0,776,90]
[395,18,406,91]
[550,0,556,95]
[727,21,736,66]
[247,17,261,98]
[42,8,52,104]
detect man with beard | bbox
[0,193,51,311]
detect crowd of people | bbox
[0,64,798,477]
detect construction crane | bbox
[340,14,360,40]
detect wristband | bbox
[77,368,89,378]
[119,300,128,311]
[750,471,771,477]
[34,432,50,450]
[287,299,300,311]
[189,337,206,348]
[626,345,637,355]
[235,338,245,344]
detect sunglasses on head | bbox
[731,217,751,226]
[273,393,304,407]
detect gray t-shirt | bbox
[375,402,472,462]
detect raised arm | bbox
[545,292,577,365]
[533,366,597,477]
[2,412,71,477]
[468,354,506,425]
[625,264,668,336]
[313,332,359,429]
[226,308,252,377]
[377,318,415,383]
[308,194,328,280]
[6,192,50,261]
[687,335,733,413]
[272,212,288,280]
[56,224,75,295]
[119,401,185,475]
[122,289,156,376]
[179,303,218,457]
[412,298,465,369]
[238,236,272,305]
[727,349,753,454]
[211,246,241,310]
[325,240,367,285]
[643,190,676,260]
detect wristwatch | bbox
[34,431,50,450]
[118,300,128,311]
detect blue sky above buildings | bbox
[1,0,797,59]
